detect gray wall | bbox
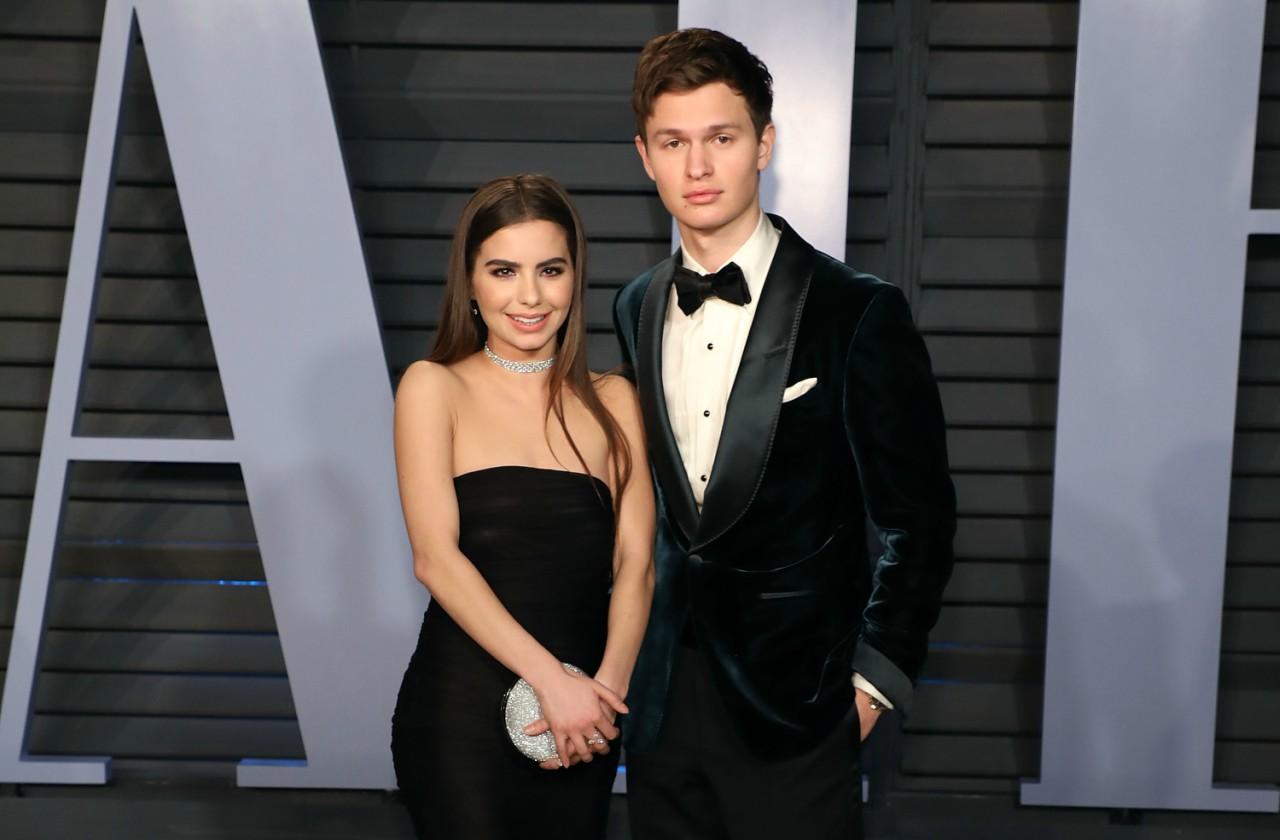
[0,0,1276,806]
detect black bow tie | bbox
[672,262,751,316]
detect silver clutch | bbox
[501,662,585,762]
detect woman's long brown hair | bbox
[428,174,633,518]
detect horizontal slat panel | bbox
[0,136,893,191]
[947,428,1055,472]
[902,735,1280,784]
[0,40,895,99]
[925,148,1070,190]
[0,367,227,412]
[901,734,1036,778]
[954,475,1051,516]
[0,183,889,241]
[927,335,1060,380]
[920,238,1065,286]
[928,51,1075,97]
[925,101,1073,145]
[918,289,1062,333]
[923,193,1067,237]
[0,579,273,631]
[0,498,254,542]
[939,382,1280,428]
[930,3,1079,48]
[27,714,303,759]
[324,1,892,50]
[0,541,263,580]
[0,628,286,673]
[312,1,681,49]
[953,517,1280,565]
[0,410,233,446]
[927,334,1280,381]
[930,603,1280,653]
[943,561,1047,604]
[19,672,296,717]
[0,460,247,501]
[0,87,894,145]
[0,133,899,193]
[921,648,1280,689]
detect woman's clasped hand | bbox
[522,667,627,769]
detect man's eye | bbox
[715,135,732,144]
[665,140,682,149]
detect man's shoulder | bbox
[807,248,896,308]
[614,259,671,318]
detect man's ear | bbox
[756,122,776,172]
[635,134,657,182]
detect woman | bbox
[390,174,655,838]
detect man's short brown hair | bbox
[631,28,774,141]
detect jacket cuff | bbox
[852,641,914,716]
[852,673,893,709]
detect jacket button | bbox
[703,410,711,417]
[700,474,708,482]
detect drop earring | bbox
[470,299,479,316]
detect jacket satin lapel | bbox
[695,219,814,550]
[637,256,700,545]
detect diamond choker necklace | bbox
[484,344,555,374]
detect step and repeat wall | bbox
[0,0,1277,811]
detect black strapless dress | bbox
[391,466,620,839]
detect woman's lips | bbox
[507,313,549,332]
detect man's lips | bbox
[684,189,722,205]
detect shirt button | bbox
[700,474,708,482]
[706,342,714,350]
[703,410,711,417]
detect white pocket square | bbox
[781,377,818,403]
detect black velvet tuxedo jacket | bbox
[613,215,956,760]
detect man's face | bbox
[636,82,774,238]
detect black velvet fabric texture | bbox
[613,216,956,760]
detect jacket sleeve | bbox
[842,285,956,716]
[612,286,639,385]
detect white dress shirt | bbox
[660,211,892,711]
[662,211,779,506]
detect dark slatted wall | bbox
[0,0,1277,808]
[895,0,1074,793]
[1225,0,1280,789]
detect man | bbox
[612,28,956,838]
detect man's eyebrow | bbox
[652,123,744,138]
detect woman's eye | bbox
[491,267,514,277]
[541,266,565,277]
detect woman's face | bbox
[470,219,575,360]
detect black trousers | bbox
[627,643,863,840]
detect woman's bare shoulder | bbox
[591,370,641,416]
[397,359,462,402]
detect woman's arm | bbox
[592,374,657,700]
[394,361,625,766]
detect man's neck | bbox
[677,202,764,272]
